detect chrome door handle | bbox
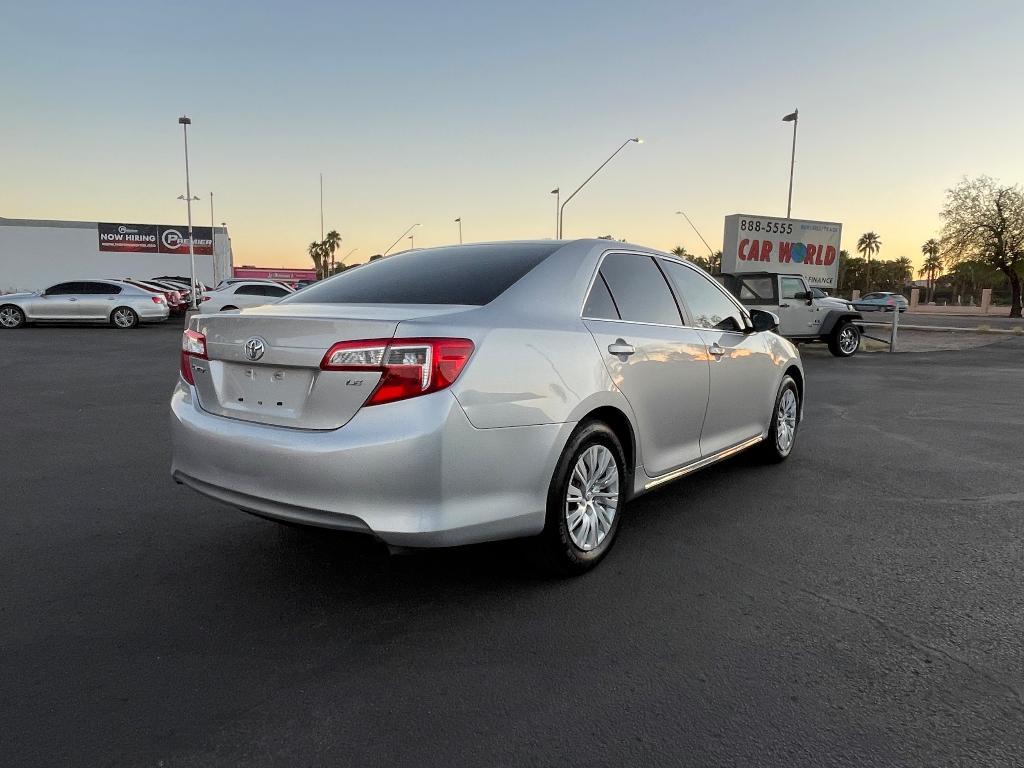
[778,303,790,308]
[608,340,635,356]
[68,297,77,301]
[708,344,726,357]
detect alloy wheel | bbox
[839,326,859,355]
[776,389,798,454]
[0,307,22,328]
[113,309,135,328]
[565,444,620,551]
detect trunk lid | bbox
[189,303,471,430]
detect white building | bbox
[0,217,233,294]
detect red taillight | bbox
[152,295,166,304]
[320,337,474,406]
[201,295,211,302]
[180,329,207,385]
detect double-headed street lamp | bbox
[383,223,420,257]
[177,116,199,309]
[557,138,642,239]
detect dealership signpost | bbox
[721,213,843,290]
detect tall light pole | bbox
[177,116,198,309]
[319,173,324,242]
[454,217,462,244]
[341,247,359,263]
[408,234,415,250]
[383,223,420,257]
[558,138,642,238]
[209,192,215,282]
[782,109,798,218]
[550,188,559,238]
[674,210,715,257]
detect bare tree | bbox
[940,176,1024,317]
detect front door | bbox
[776,276,821,337]
[660,259,778,456]
[33,282,80,319]
[582,253,711,477]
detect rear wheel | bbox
[111,307,138,329]
[0,304,25,328]
[759,376,800,463]
[540,421,626,575]
[828,322,860,357]
[220,305,238,311]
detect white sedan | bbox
[199,281,294,312]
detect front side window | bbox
[780,277,806,300]
[597,253,681,325]
[285,243,557,306]
[661,261,745,332]
[45,283,75,296]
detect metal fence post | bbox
[890,305,900,352]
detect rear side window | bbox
[285,244,557,306]
[582,275,619,320]
[661,261,745,332]
[597,253,681,325]
[263,286,290,297]
[234,285,263,296]
[84,282,121,295]
[737,276,775,304]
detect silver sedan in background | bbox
[171,240,803,573]
[0,279,169,328]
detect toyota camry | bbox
[170,240,803,572]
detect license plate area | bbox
[218,363,314,420]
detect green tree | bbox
[323,230,342,276]
[940,176,1024,317]
[894,256,914,284]
[671,246,689,259]
[857,232,882,291]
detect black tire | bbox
[828,321,860,357]
[110,306,139,329]
[759,375,800,463]
[220,305,238,312]
[0,304,26,329]
[539,421,627,575]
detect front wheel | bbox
[759,376,800,463]
[828,322,860,357]
[110,307,139,329]
[0,304,26,328]
[539,421,626,575]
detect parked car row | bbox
[0,277,292,329]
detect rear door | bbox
[582,252,710,477]
[660,260,777,456]
[79,281,122,319]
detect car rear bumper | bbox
[169,380,573,546]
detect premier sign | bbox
[721,214,842,288]
[97,223,213,256]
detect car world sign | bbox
[97,223,213,256]
[721,214,843,288]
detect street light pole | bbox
[674,210,716,258]
[383,223,420,257]
[178,116,198,309]
[782,109,798,218]
[558,138,642,238]
[209,192,215,283]
[408,234,415,250]
[550,188,559,238]
[455,217,462,244]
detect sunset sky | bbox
[3,0,1022,270]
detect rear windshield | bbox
[284,243,558,306]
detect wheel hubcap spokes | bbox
[115,310,131,327]
[0,308,19,327]
[776,390,798,453]
[565,445,619,551]
[839,327,858,353]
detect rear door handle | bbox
[68,297,77,302]
[608,340,635,356]
[709,344,726,358]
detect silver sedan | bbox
[0,279,170,328]
[171,241,803,572]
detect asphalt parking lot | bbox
[3,323,1023,767]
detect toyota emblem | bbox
[244,337,267,361]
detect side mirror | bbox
[749,309,779,333]
[794,290,811,301]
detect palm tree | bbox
[894,256,914,285]
[920,239,943,303]
[307,241,325,280]
[857,232,882,291]
[323,230,342,277]
[671,246,688,259]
